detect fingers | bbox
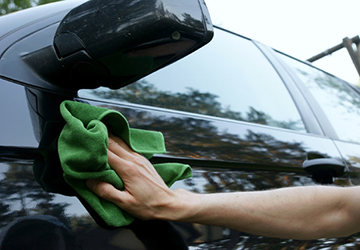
[86,179,130,207]
[108,132,132,152]
[107,137,142,178]
[107,148,133,177]
[86,134,174,221]
[108,135,133,159]
[107,135,137,175]
[107,135,156,177]
[108,134,144,161]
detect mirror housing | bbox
[24,0,213,90]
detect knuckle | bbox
[129,156,149,171]
[97,182,116,200]
[124,164,139,176]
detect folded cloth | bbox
[58,100,192,227]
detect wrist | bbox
[155,188,201,222]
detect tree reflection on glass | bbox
[297,68,360,113]
[90,80,305,132]
[100,105,307,167]
[279,53,360,143]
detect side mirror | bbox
[23,0,213,90]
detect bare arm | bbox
[86,136,360,240]
[181,185,360,239]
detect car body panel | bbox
[1,1,360,249]
[0,158,356,249]
[80,99,344,172]
[0,0,85,40]
[333,140,360,184]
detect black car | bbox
[2,0,360,249]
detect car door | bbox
[1,3,358,249]
[277,51,360,187]
[79,27,347,183]
[76,27,357,248]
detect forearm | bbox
[88,136,360,240]
[166,186,359,240]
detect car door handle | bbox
[302,158,347,184]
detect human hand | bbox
[86,135,190,221]
[87,136,360,239]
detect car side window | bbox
[278,52,360,143]
[79,29,306,132]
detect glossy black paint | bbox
[0,160,355,249]
[0,77,344,175]
[54,0,213,88]
[82,99,343,172]
[1,1,360,249]
[1,0,213,93]
[0,1,84,96]
[334,140,360,185]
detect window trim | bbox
[275,50,360,141]
[253,41,325,136]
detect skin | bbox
[86,135,360,240]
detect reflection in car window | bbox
[279,53,360,143]
[79,29,306,132]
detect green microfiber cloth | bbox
[58,100,192,227]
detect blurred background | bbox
[205,0,360,85]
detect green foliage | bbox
[0,0,61,16]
